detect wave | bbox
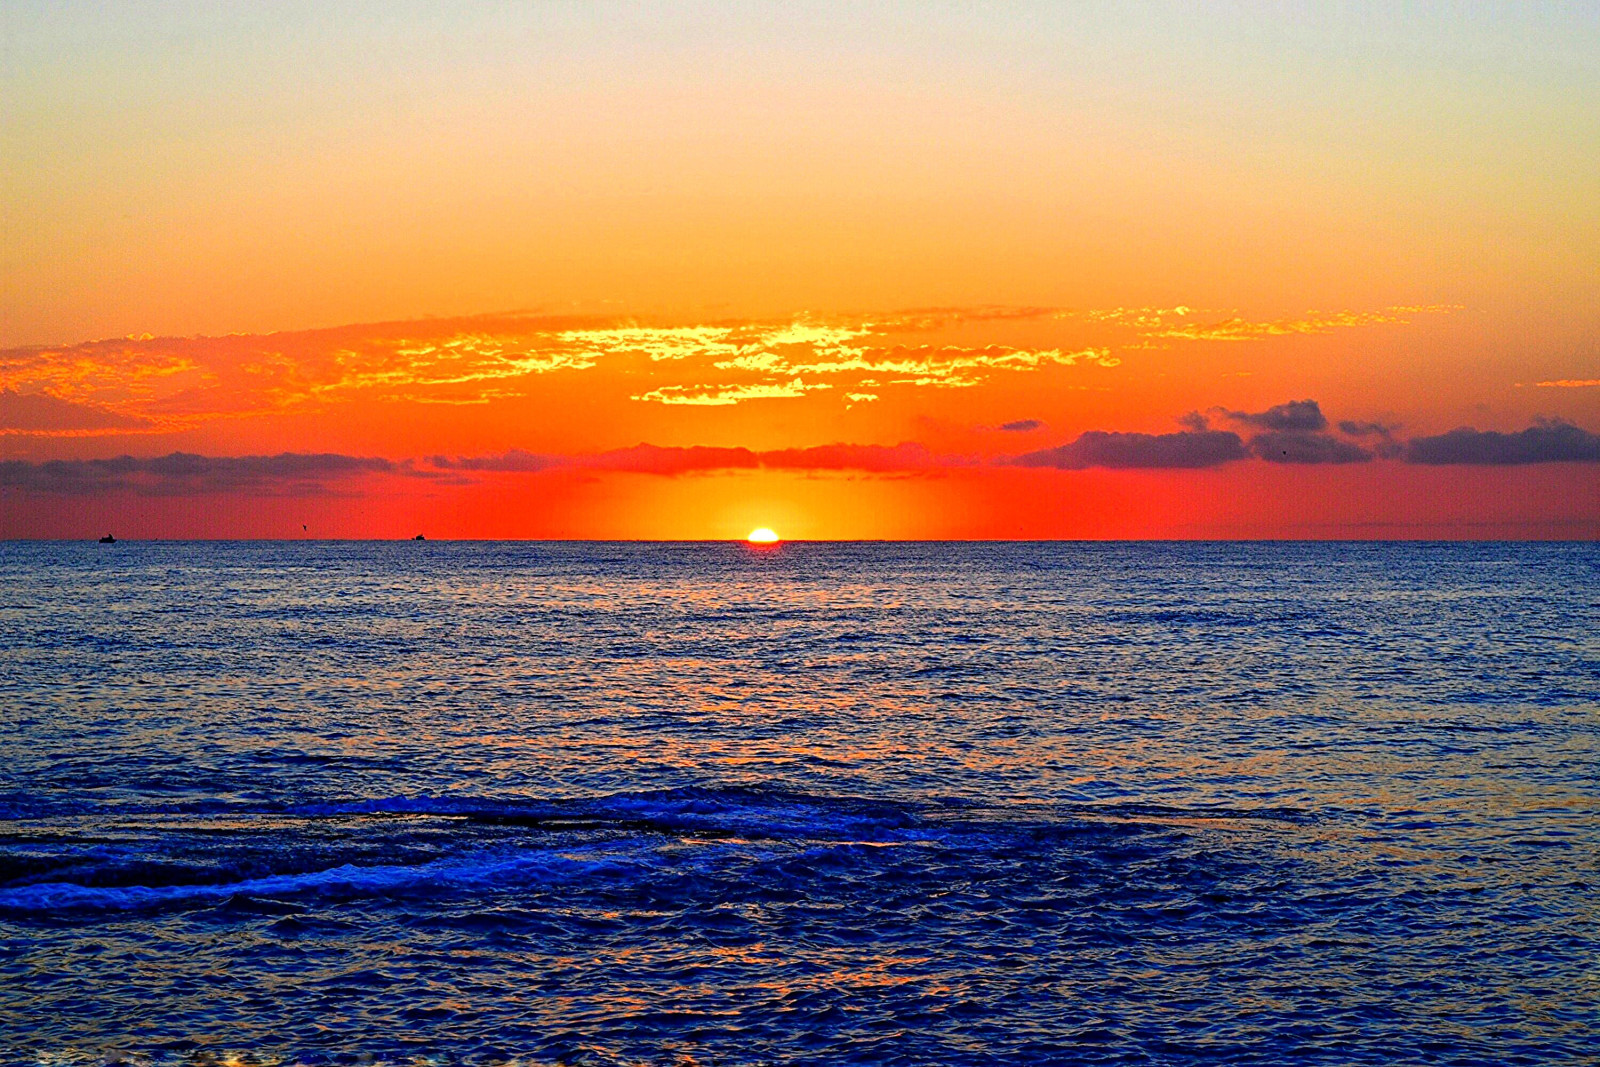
[0,788,934,916]
[0,841,650,915]
[0,783,1315,830]
[1055,800,1317,823]
[285,784,929,840]
[0,785,1320,916]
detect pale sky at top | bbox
[5,1,1596,345]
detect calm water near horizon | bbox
[0,541,1596,1064]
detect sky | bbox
[2,1,1597,538]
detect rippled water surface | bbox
[1,541,1596,1065]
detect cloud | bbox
[1533,379,1600,388]
[0,313,609,431]
[1,304,1455,426]
[630,378,833,406]
[434,417,1399,476]
[714,343,1116,385]
[1404,421,1600,464]
[1145,305,1459,343]
[1012,400,1412,467]
[18,409,1596,500]
[0,389,152,434]
[1247,431,1370,464]
[1214,402,1372,462]
[0,452,407,495]
[432,442,949,476]
[591,444,761,473]
[428,449,566,473]
[1013,429,1247,469]
[760,442,947,472]
[1222,399,1328,432]
[1338,419,1400,437]
[1337,419,1402,458]
[865,306,1069,331]
[999,419,1044,432]
[553,325,770,363]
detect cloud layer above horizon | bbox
[8,401,1596,498]
[0,306,1457,436]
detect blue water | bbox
[0,541,1596,1065]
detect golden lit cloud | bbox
[0,303,1457,433]
[712,344,1116,389]
[1143,305,1459,343]
[632,378,834,406]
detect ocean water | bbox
[0,541,1596,1066]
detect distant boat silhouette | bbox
[98,534,115,543]
[413,534,426,540]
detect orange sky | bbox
[3,4,1596,538]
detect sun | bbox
[746,527,780,544]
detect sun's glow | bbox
[746,527,780,544]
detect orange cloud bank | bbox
[1,306,1594,540]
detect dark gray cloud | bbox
[1212,400,1372,462]
[1014,430,1247,469]
[1338,419,1400,438]
[999,419,1044,432]
[1336,419,1402,458]
[761,442,944,471]
[1248,431,1370,464]
[433,442,943,476]
[591,444,760,474]
[434,446,757,475]
[17,411,1595,505]
[431,450,568,473]
[0,389,151,433]
[1405,421,1600,464]
[0,452,404,495]
[1222,399,1328,432]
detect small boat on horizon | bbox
[98,534,115,544]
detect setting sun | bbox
[746,528,780,544]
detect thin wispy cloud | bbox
[702,344,1114,395]
[1143,306,1459,343]
[631,378,834,406]
[0,389,153,435]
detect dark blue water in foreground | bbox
[0,541,1596,1065]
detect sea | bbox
[0,541,1595,1066]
